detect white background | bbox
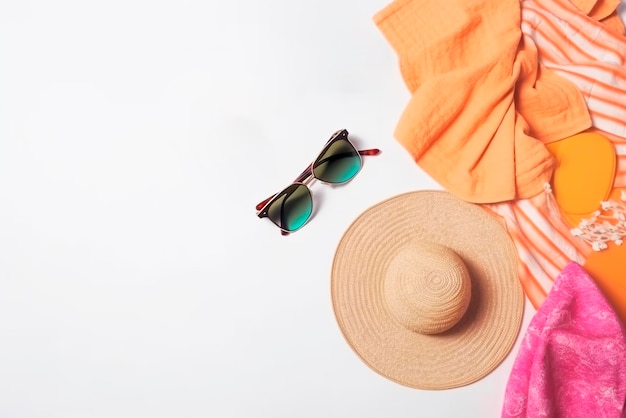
[2,1,623,417]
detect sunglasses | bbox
[256,129,380,235]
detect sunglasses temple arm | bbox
[359,148,381,156]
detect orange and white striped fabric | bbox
[521,0,626,187]
[486,0,626,310]
[522,0,626,138]
[485,187,591,310]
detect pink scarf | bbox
[502,261,626,417]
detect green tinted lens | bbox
[312,138,361,183]
[266,184,312,232]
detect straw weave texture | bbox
[331,191,524,390]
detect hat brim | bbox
[331,191,524,390]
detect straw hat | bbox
[331,190,524,390]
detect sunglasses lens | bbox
[312,137,361,183]
[266,184,312,232]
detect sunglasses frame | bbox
[256,129,380,235]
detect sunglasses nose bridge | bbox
[303,174,318,187]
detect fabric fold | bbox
[374,0,591,203]
[522,0,626,139]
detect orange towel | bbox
[374,0,592,203]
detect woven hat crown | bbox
[332,191,524,389]
[384,242,472,335]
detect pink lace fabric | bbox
[502,261,626,418]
